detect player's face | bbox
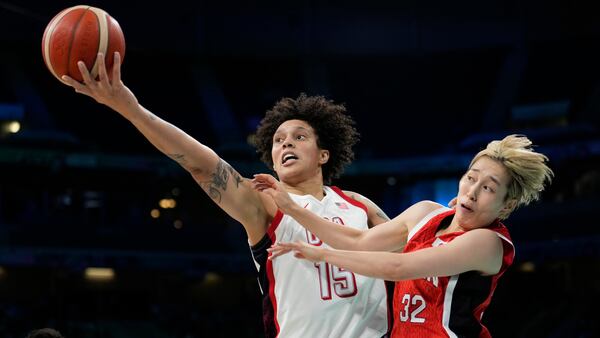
[271,119,328,184]
[454,156,515,229]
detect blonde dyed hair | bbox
[469,134,554,219]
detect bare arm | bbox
[252,174,440,252]
[272,228,504,281]
[62,53,273,243]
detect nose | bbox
[282,138,295,148]
[466,186,478,201]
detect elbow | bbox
[351,235,368,251]
[384,259,408,281]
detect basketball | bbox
[41,5,125,84]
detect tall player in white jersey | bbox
[253,186,388,337]
[256,135,553,337]
[61,54,390,338]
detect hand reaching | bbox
[251,173,298,214]
[448,197,458,208]
[61,52,139,115]
[268,241,326,263]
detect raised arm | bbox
[252,173,440,252]
[272,228,504,281]
[62,53,274,243]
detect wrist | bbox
[286,203,303,217]
[319,247,331,262]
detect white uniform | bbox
[250,186,389,338]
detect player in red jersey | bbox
[255,134,553,337]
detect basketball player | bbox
[61,52,390,337]
[255,135,553,337]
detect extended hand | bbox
[268,241,326,263]
[251,173,297,213]
[61,52,138,114]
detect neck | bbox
[445,217,466,234]
[281,175,326,200]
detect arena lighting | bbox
[150,208,160,218]
[84,267,115,281]
[5,121,20,133]
[519,262,536,273]
[159,198,176,209]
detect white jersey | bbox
[250,186,389,338]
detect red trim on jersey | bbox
[266,210,284,336]
[330,186,368,214]
[267,209,284,241]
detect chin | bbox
[278,171,303,184]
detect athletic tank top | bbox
[391,207,514,338]
[251,186,389,338]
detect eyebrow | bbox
[469,168,501,186]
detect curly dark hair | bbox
[26,328,64,338]
[251,93,360,185]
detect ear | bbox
[319,150,330,165]
[502,198,517,214]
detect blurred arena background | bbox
[0,0,599,337]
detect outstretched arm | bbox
[253,173,440,252]
[270,228,504,281]
[62,53,273,243]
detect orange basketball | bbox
[41,5,125,84]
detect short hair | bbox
[251,93,360,184]
[469,134,554,219]
[25,328,64,338]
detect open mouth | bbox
[460,203,473,212]
[282,153,299,165]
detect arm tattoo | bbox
[376,210,391,221]
[201,159,243,203]
[228,164,243,188]
[351,192,390,222]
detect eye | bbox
[274,137,282,143]
[483,185,496,193]
[296,135,306,140]
[467,175,474,181]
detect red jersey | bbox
[392,207,514,338]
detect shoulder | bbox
[341,189,364,202]
[341,189,389,226]
[406,200,445,221]
[451,228,504,275]
[411,200,444,214]
[402,200,447,233]
[451,228,504,258]
[459,228,503,243]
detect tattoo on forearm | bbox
[201,159,243,203]
[228,165,243,188]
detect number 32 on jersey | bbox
[399,293,427,323]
